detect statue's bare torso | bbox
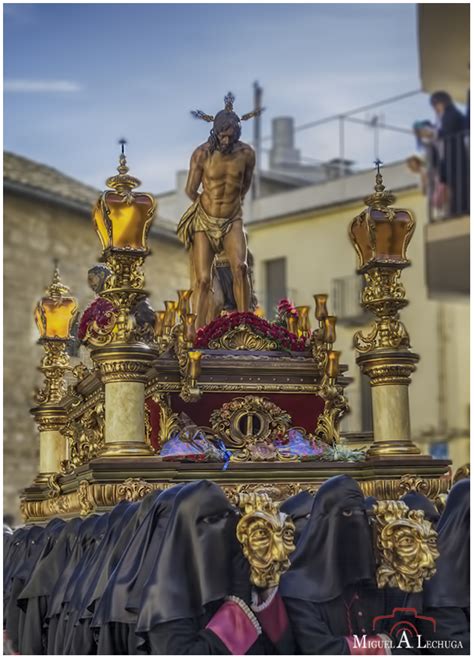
[186,141,255,218]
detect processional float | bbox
[21,95,456,589]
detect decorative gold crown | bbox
[191,91,265,123]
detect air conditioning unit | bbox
[331,275,369,326]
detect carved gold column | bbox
[31,265,78,480]
[349,165,420,457]
[89,144,158,456]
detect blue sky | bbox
[4,3,436,192]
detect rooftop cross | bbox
[374,158,383,175]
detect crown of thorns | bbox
[191,92,265,123]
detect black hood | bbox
[401,492,440,526]
[136,480,237,630]
[92,485,183,626]
[280,491,314,543]
[18,517,83,604]
[85,490,164,619]
[46,514,102,619]
[279,475,376,603]
[424,479,470,608]
[68,501,138,620]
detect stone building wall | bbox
[3,192,189,521]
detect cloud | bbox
[4,79,83,93]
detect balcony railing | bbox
[426,130,470,222]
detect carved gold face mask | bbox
[236,493,296,588]
[372,500,439,592]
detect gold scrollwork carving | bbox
[314,378,349,444]
[208,324,279,351]
[61,400,105,473]
[210,396,292,449]
[116,478,154,501]
[151,394,180,446]
[78,480,94,516]
[34,340,71,404]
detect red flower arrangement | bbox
[274,297,298,328]
[78,298,118,341]
[195,311,307,352]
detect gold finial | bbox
[364,159,396,208]
[106,138,141,195]
[47,260,70,299]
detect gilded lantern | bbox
[34,265,78,340]
[349,168,415,272]
[93,150,156,253]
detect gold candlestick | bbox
[326,350,341,381]
[184,313,197,345]
[287,314,299,335]
[154,310,166,338]
[324,316,337,345]
[177,289,193,320]
[296,305,311,338]
[163,300,178,335]
[314,294,328,322]
[188,350,202,387]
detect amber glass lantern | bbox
[34,265,78,340]
[349,165,415,272]
[93,145,156,254]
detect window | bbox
[265,258,287,318]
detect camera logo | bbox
[373,607,436,641]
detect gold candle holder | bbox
[314,294,328,321]
[184,313,197,345]
[177,289,193,320]
[154,310,166,338]
[188,350,202,385]
[296,305,311,337]
[324,316,337,345]
[326,350,341,380]
[287,314,299,335]
[163,300,178,335]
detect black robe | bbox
[420,480,470,655]
[62,502,138,655]
[280,475,419,655]
[135,480,294,655]
[46,514,104,654]
[53,512,110,654]
[92,486,184,654]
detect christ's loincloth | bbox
[176,197,242,254]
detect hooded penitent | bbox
[61,501,139,655]
[279,475,375,602]
[53,513,110,654]
[401,491,440,526]
[92,486,184,654]
[46,513,105,654]
[424,479,470,609]
[15,517,84,655]
[280,491,314,544]
[135,480,237,633]
[5,519,65,653]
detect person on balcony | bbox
[430,91,469,217]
